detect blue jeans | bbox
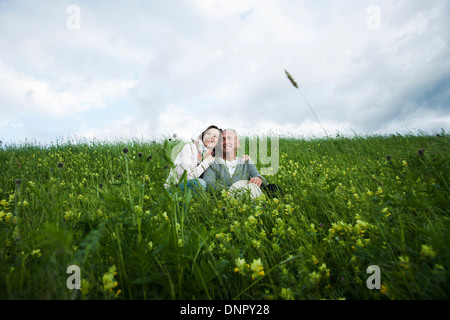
[178,178,207,194]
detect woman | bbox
[165,125,223,191]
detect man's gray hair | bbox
[222,128,238,139]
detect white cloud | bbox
[0,59,137,116]
[190,0,258,18]
[74,115,138,141]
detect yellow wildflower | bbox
[251,239,261,249]
[250,258,265,279]
[399,256,410,269]
[319,263,330,277]
[102,265,118,292]
[4,212,13,223]
[31,249,42,257]
[420,244,436,258]
[309,271,321,285]
[280,288,294,300]
[312,256,319,265]
[234,257,247,274]
[380,285,388,295]
[80,279,91,296]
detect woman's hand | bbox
[242,155,252,162]
[205,155,216,164]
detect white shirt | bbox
[223,159,238,176]
[164,143,211,188]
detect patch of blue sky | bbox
[240,9,254,20]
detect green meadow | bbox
[0,132,448,300]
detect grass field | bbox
[0,132,448,300]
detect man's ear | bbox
[236,138,240,148]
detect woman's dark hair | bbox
[200,125,223,158]
[201,125,222,140]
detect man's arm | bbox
[202,165,216,189]
[247,161,267,187]
[203,163,227,191]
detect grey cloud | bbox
[325,0,450,133]
[1,0,449,143]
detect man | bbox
[203,129,267,199]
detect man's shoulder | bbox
[212,157,255,167]
[205,158,223,170]
[212,158,226,165]
[237,158,255,167]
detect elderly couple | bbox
[165,125,280,199]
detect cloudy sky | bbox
[0,0,449,144]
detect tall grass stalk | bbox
[284,69,329,138]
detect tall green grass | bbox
[0,132,448,299]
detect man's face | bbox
[222,131,239,155]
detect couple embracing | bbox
[165,125,281,199]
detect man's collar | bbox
[218,157,244,164]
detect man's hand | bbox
[249,176,263,187]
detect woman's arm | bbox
[174,143,211,180]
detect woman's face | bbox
[203,128,221,149]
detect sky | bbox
[0,0,449,145]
